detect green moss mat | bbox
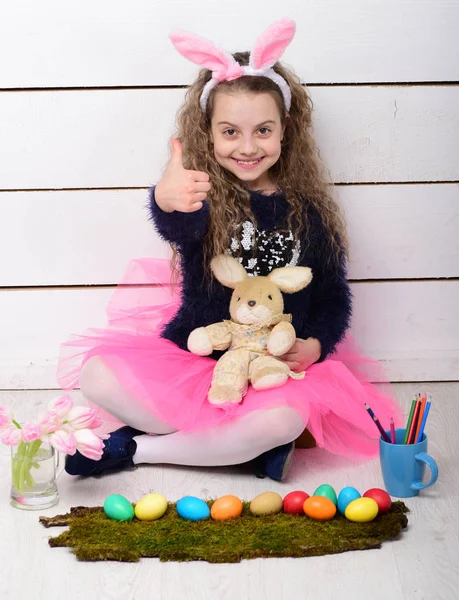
[40,501,409,563]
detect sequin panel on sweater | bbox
[230,220,301,276]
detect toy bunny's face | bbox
[210,255,313,326]
[230,277,284,325]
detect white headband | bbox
[170,19,296,112]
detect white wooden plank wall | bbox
[0,0,458,389]
[1,0,458,86]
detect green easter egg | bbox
[313,484,338,506]
[104,494,135,521]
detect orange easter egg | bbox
[303,495,337,521]
[211,495,243,521]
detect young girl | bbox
[60,19,402,481]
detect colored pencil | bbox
[416,401,431,443]
[365,403,391,442]
[407,400,421,444]
[373,416,391,443]
[390,418,396,444]
[414,394,427,442]
[365,403,375,419]
[403,399,417,444]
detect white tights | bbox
[79,357,305,467]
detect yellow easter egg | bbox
[250,492,283,516]
[345,497,379,523]
[134,493,168,521]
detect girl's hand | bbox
[278,337,322,372]
[155,139,211,213]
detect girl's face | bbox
[210,91,285,191]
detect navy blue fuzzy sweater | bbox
[149,189,352,362]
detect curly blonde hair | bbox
[170,51,347,275]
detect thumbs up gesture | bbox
[155,139,211,213]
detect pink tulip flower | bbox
[66,406,102,430]
[0,406,12,431]
[49,429,77,455]
[21,422,42,443]
[1,426,22,446]
[38,411,62,434]
[74,429,104,460]
[47,395,73,418]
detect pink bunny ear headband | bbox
[170,18,296,112]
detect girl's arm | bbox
[149,186,210,244]
[301,238,352,363]
[149,139,211,244]
[289,210,352,363]
[301,251,351,362]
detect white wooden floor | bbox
[0,382,458,600]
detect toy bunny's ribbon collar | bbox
[169,19,296,111]
[224,313,292,333]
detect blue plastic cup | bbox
[379,428,438,498]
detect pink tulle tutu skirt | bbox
[57,258,403,459]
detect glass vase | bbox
[10,441,63,510]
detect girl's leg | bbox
[133,406,305,466]
[79,356,178,435]
[80,356,305,469]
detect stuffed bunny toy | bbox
[187,255,313,405]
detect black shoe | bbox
[65,426,144,476]
[252,442,295,481]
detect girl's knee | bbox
[79,356,117,405]
[251,406,305,447]
[79,357,178,435]
[270,406,305,443]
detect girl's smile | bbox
[233,157,264,169]
[210,91,285,190]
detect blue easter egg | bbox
[104,494,135,521]
[337,487,361,515]
[176,496,210,521]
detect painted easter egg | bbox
[337,487,361,515]
[134,493,168,521]
[345,497,379,523]
[176,496,210,521]
[104,494,135,522]
[313,484,337,506]
[363,488,392,514]
[303,496,337,521]
[211,495,243,521]
[250,492,283,516]
[283,491,310,514]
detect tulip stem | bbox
[12,440,43,494]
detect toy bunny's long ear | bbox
[249,18,296,70]
[211,255,248,289]
[268,266,312,293]
[170,31,244,82]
